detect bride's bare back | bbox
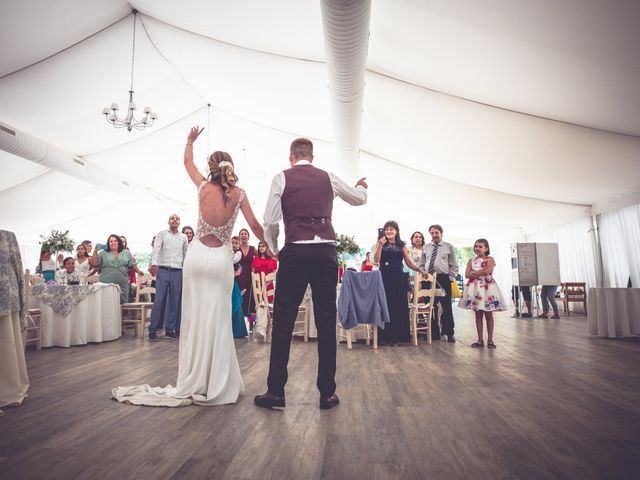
[183,126,266,248]
[198,183,242,247]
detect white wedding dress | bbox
[112,183,245,407]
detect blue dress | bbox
[231,265,248,338]
[379,242,411,343]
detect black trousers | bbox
[434,273,454,336]
[267,243,338,398]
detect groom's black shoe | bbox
[319,394,340,410]
[254,392,285,410]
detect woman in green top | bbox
[90,234,143,303]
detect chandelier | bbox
[102,9,157,132]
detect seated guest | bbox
[38,249,56,282]
[56,253,64,269]
[181,226,195,243]
[90,234,142,303]
[56,257,81,284]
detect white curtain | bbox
[525,215,598,288]
[598,203,640,288]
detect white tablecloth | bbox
[587,288,640,338]
[31,283,122,347]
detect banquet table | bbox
[29,283,122,347]
[587,288,640,338]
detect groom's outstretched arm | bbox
[263,173,285,255]
[329,173,368,205]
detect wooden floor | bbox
[1,310,639,480]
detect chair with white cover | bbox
[23,269,42,350]
[252,271,268,338]
[121,275,155,337]
[409,272,437,345]
[253,271,308,343]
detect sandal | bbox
[487,341,496,349]
[538,314,548,318]
[471,340,484,348]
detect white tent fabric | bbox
[2,0,640,285]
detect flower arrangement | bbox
[39,229,75,254]
[335,233,360,258]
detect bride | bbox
[112,126,266,407]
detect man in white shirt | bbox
[419,224,459,342]
[148,214,189,341]
[254,138,368,410]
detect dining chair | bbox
[409,272,437,345]
[120,275,155,337]
[560,282,587,315]
[23,269,42,350]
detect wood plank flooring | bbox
[1,309,639,480]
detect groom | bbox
[255,138,368,410]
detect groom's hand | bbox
[355,177,368,189]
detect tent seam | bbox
[0,12,132,80]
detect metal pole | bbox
[591,214,605,287]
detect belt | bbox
[158,266,182,272]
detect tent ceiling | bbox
[1,0,639,250]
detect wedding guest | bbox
[90,234,142,303]
[38,249,57,282]
[237,228,256,330]
[252,241,277,276]
[419,224,459,342]
[360,252,374,271]
[458,239,507,348]
[373,220,423,345]
[182,226,195,243]
[56,257,81,284]
[231,236,248,338]
[120,235,138,301]
[56,253,64,269]
[0,230,29,412]
[539,285,560,319]
[148,214,189,341]
[512,285,532,318]
[252,241,278,303]
[75,244,92,276]
[408,231,426,266]
[81,240,93,256]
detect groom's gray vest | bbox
[281,164,335,244]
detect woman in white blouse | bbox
[75,243,93,276]
[408,231,426,266]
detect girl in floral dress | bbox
[458,238,506,348]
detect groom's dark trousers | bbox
[267,243,338,398]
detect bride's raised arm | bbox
[240,193,266,245]
[184,126,207,187]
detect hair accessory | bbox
[218,160,231,168]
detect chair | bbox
[560,282,587,315]
[252,271,308,343]
[408,272,437,345]
[23,269,42,350]
[120,275,155,337]
[86,274,99,284]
